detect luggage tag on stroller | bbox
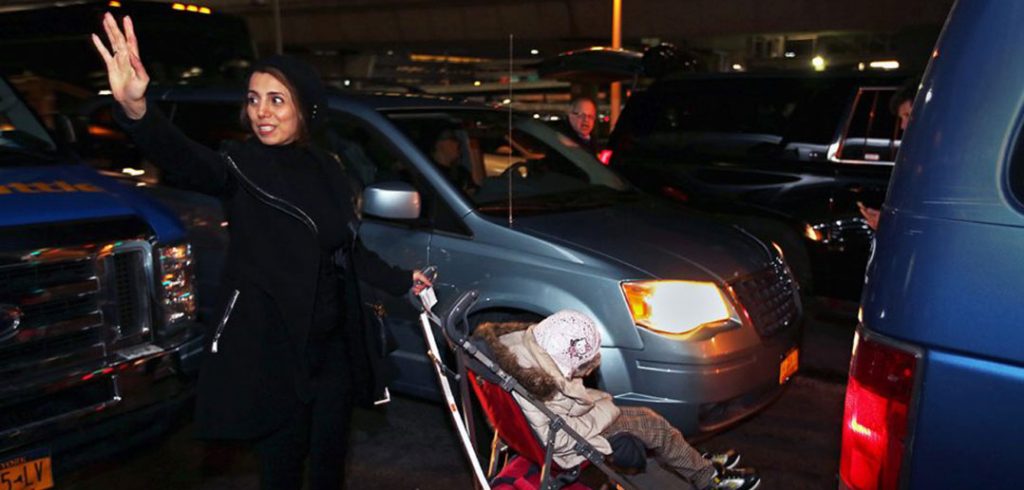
[419,287,438,310]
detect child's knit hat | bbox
[532,310,601,377]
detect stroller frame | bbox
[429,290,642,490]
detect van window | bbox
[325,112,467,234]
[324,113,418,189]
[388,109,634,216]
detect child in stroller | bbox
[473,310,761,490]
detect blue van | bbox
[839,1,1024,488]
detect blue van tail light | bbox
[840,331,918,490]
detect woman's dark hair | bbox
[239,67,311,145]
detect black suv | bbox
[607,72,911,299]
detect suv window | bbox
[612,78,835,162]
[834,87,900,164]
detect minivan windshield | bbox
[388,110,635,215]
[0,76,57,163]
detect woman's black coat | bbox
[119,107,408,440]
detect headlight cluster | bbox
[157,243,196,328]
[804,218,873,244]
[621,280,739,335]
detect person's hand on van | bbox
[92,13,149,120]
[411,269,434,295]
[857,202,880,230]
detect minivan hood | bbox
[512,198,771,283]
[0,164,181,238]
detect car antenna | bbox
[506,33,515,227]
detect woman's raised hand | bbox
[91,13,149,120]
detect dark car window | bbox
[783,81,856,146]
[612,77,842,163]
[0,76,57,160]
[835,87,900,163]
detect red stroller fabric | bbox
[489,455,590,490]
[468,369,592,489]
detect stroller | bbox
[416,287,694,490]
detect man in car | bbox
[563,96,600,155]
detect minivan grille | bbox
[730,258,799,337]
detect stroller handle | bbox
[442,289,479,342]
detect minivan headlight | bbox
[621,280,737,335]
[157,243,196,329]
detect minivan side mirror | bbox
[362,181,421,220]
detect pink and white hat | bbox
[532,310,601,377]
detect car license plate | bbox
[0,450,53,490]
[779,348,799,384]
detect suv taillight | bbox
[840,330,918,490]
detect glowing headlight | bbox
[621,280,736,335]
[158,243,196,327]
[804,223,824,242]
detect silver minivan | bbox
[82,90,802,434]
[339,94,802,434]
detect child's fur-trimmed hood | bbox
[472,321,560,401]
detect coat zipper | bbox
[211,289,240,353]
[221,152,319,235]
